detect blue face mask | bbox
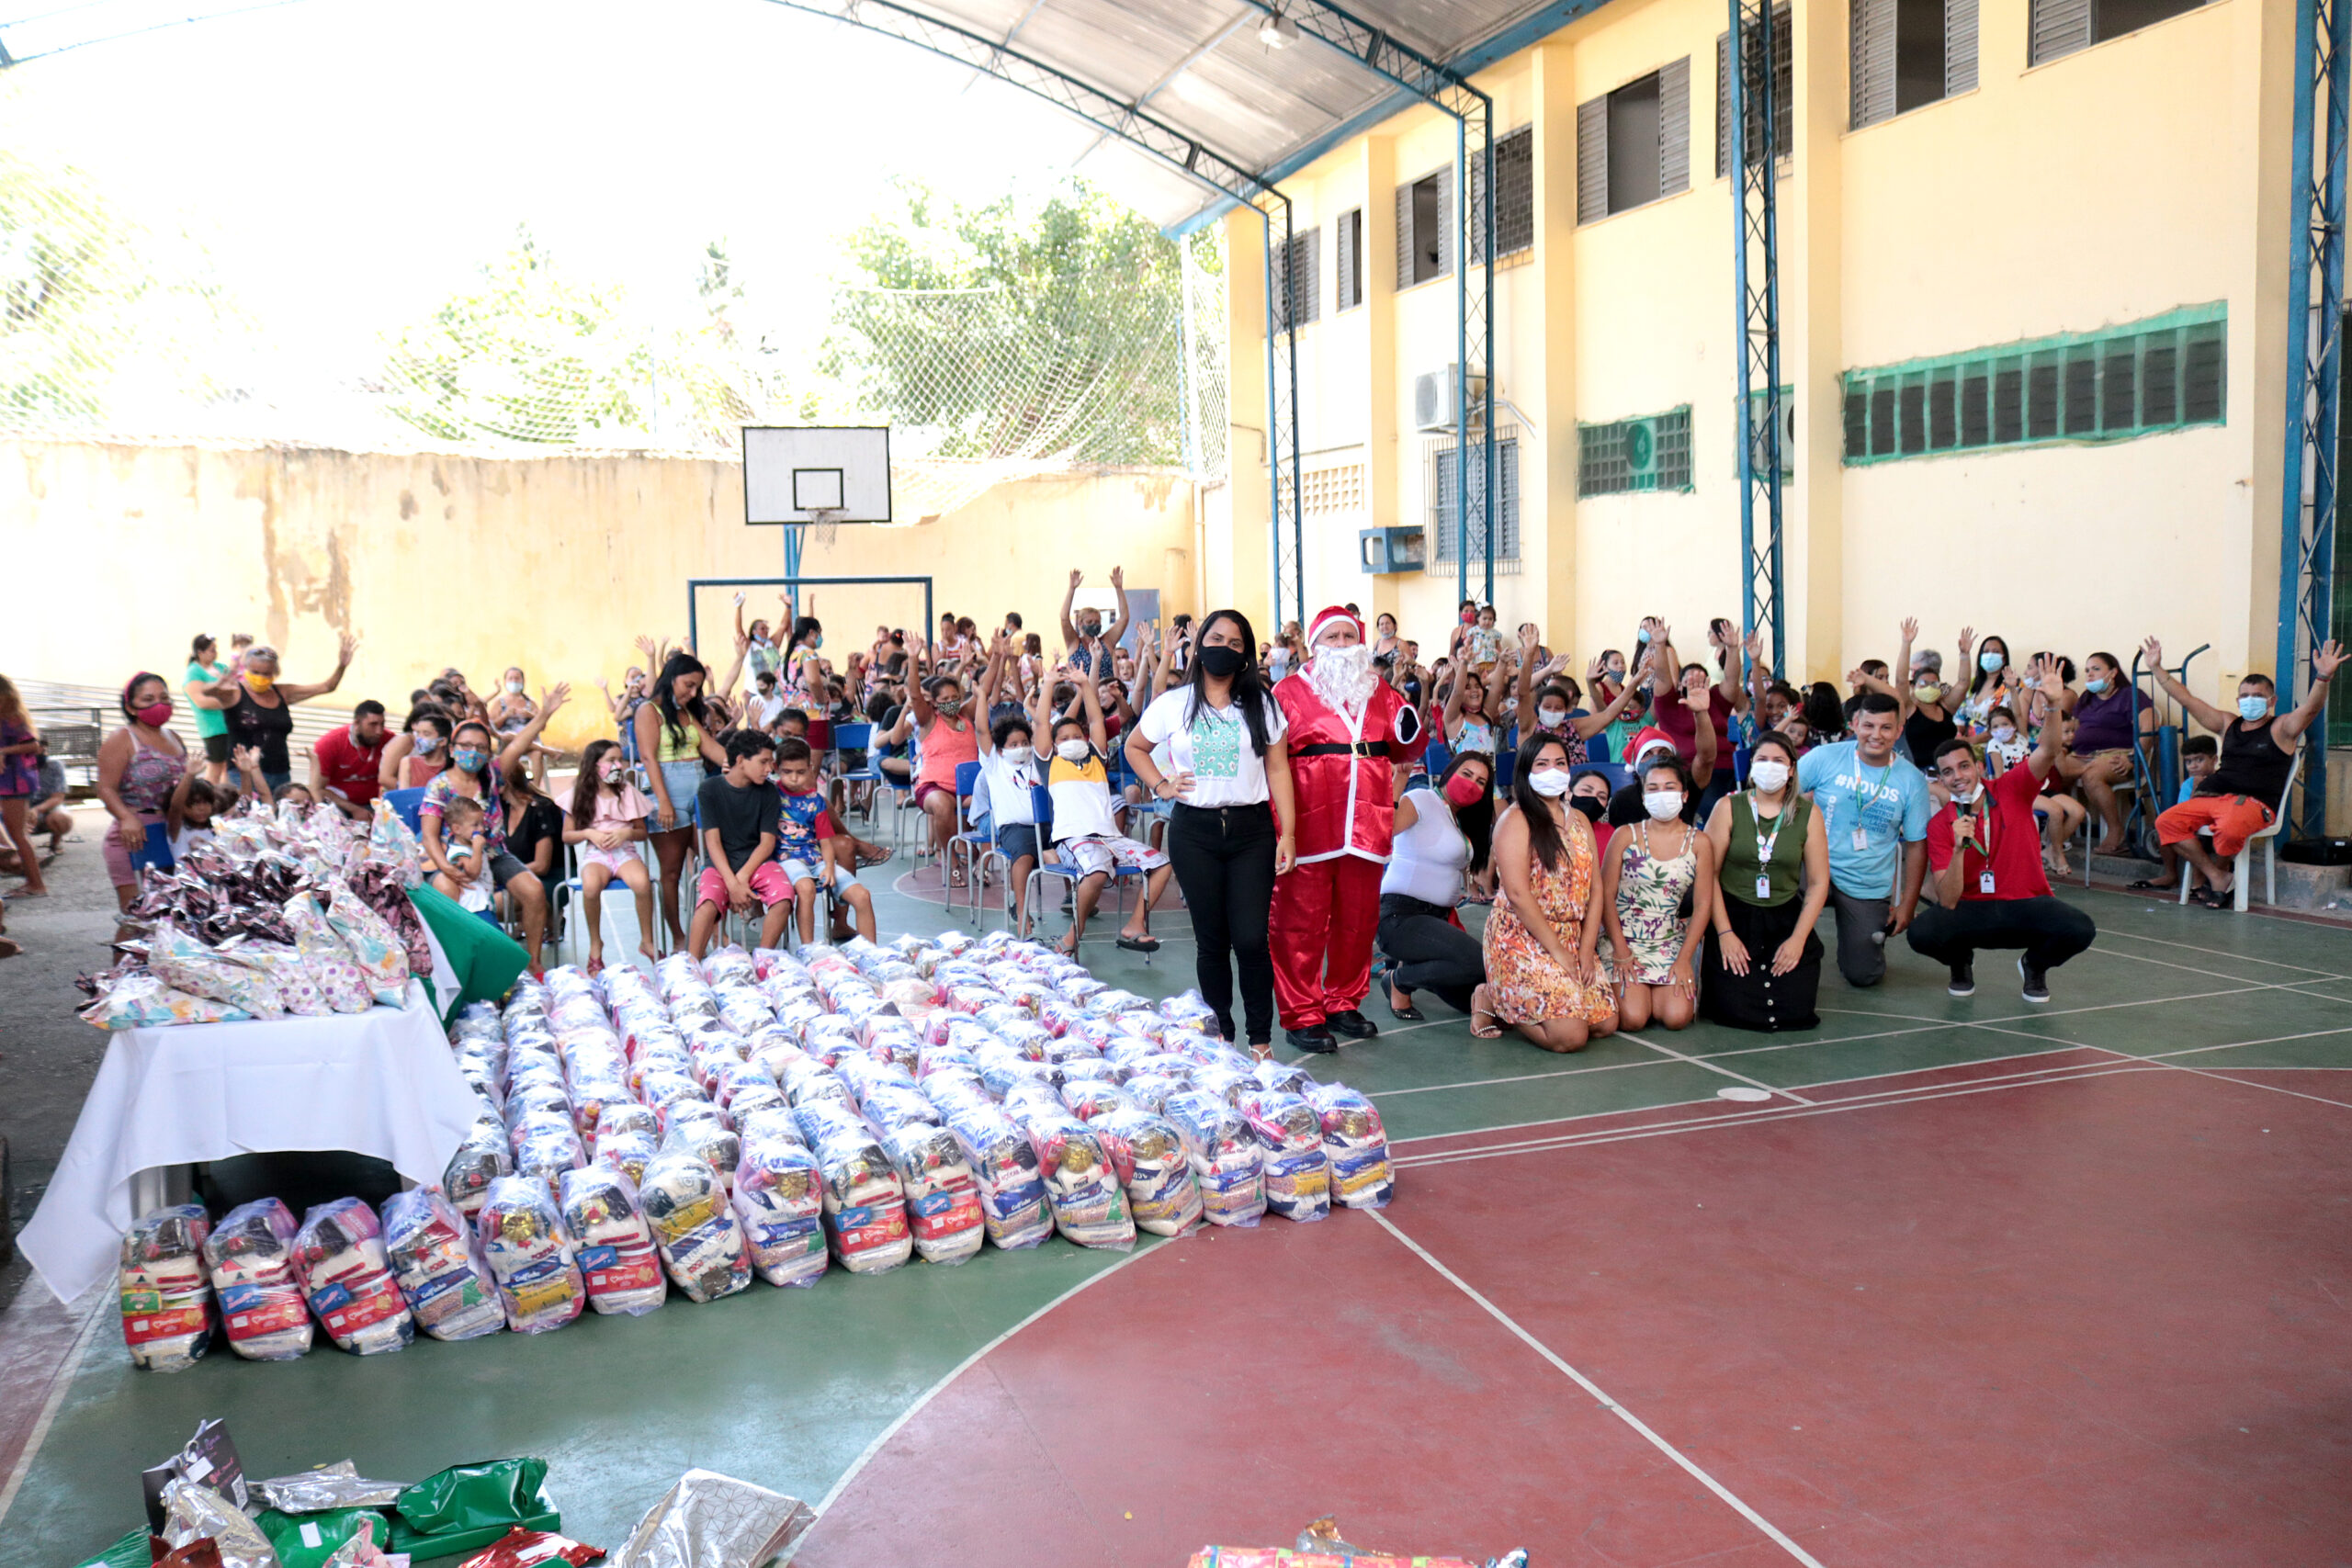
[1635,627,1652,644]
[452,747,487,773]
[1980,650,2004,673]
[2084,677,2109,694]
[2237,694,2270,723]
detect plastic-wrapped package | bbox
[1121,1073,1188,1115]
[1251,1058,1315,1097]
[1192,1062,1258,1107]
[780,1057,854,1110]
[566,1077,634,1145]
[380,1189,505,1341]
[242,941,332,1017]
[1163,1089,1266,1228]
[1306,1081,1395,1210]
[149,923,284,1020]
[475,1178,587,1333]
[1091,1106,1205,1237]
[322,881,411,1005]
[558,1167,668,1315]
[201,1199,312,1360]
[880,1122,985,1265]
[1237,1089,1331,1224]
[636,1150,753,1303]
[294,1199,415,1354]
[514,1114,588,1190]
[1060,1078,1135,1120]
[119,1204,214,1371]
[1159,988,1222,1032]
[588,1097,657,1152]
[660,1113,742,1194]
[731,1135,829,1287]
[797,1102,914,1274]
[736,1105,808,1148]
[442,1120,514,1216]
[703,945,757,987]
[1007,1103,1136,1250]
[81,972,253,1030]
[594,1129,659,1188]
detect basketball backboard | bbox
[743,426,891,525]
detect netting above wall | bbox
[0,141,1228,523]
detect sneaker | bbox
[2018,954,2051,1004]
[1327,1009,1379,1040]
[1947,960,1975,998]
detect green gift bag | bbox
[256,1506,390,1568]
[385,1456,560,1558]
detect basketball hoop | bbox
[808,509,844,548]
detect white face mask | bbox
[1002,744,1033,766]
[1747,759,1790,793]
[1644,790,1685,820]
[1526,766,1572,797]
[1949,782,1982,806]
[505,679,525,694]
[1990,724,2016,744]
[1537,707,1568,729]
[1056,739,1091,762]
[596,761,622,783]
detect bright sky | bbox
[1,0,1131,371]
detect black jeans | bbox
[1906,896,2098,974]
[1376,894,1484,1015]
[1167,801,1278,1043]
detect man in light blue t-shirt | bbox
[1796,692,1932,987]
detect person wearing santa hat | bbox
[1269,604,1430,1053]
[1604,723,1717,828]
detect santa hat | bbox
[1628,727,1678,764]
[1306,605,1365,649]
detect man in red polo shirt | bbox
[310,700,390,819]
[1907,657,2096,1004]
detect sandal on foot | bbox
[2191,886,2233,908]
[1468,986,1503,1040]
[1114,934,1160,953]
[2124,877,2176,893]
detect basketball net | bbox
[807,509,843,548]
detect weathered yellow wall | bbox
[1227,0,2290,706]
[3,441,1200,750]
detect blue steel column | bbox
[1730,0,1787,682]
[2277,0,2350,837]
[1263,198,1303,626]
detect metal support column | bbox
[2278,0,2350,837]
[1250,1,1497,606]
[1261,196,1306,629]
[1728,0,1786,682]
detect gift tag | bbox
[1755,874,1771,900]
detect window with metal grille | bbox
[1430,436,1522,570]
[2031,0,2211,65]
[1577,60,1691,223]
[1471,126,1536,260]
[1839,305,2227,463]
[1578,407,1696,495]
[1271,228,1320,333]
[1336,208,1364,310]
[1850,0,1977,129]
[1396,168,1452,289]
[1715,7,1794,176]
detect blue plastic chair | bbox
[1420,738,1453,788]
[1022,783,1147,960]
[946,760,1001,923]
[384,787,426,837]
[1494,747,1515,793]
[1586,729,1617,765]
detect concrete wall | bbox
[3,440,1201,750]
[1223,0,2290,709]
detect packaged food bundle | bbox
[1251,1058,1315,1097]
[731,1135,829,1288]
[1163,1089,1266,1228]
[1007,1103,1136,1251]
[475,1177,587,1333]
[201,1198,311,1360]
[660,1112,742,1195]
[1193,1062,1259,1108]
[686,1029,751,1090]
[1119,1072,1188,1115]
[977,1053,1062,1101]
[380,1188,504,1341]
[1160,988,1222,1032]
[1060,1078,1136,1121]
[557,1167,667,1315]
[1091,1106,1205,1236]
[1084,987,1155,1020]
[702,945,757,986]
[81,972,252,1030]
[1306,1082,1394,1209]
[780,1056,854,1109]
[322,881,411,1005]
[636,1150,752,1303]
[443,1118,514,1218]
[1238,1089,1331,1224]
[801,1016,862,1065]
[755,944,813,982]
[738,1105,809,1147]
[713,1058,783,1111]
[119,1204,215,1371]
[294,1199,415,1354]
[514,1115,588,1190]
[594,1128,659,1187]
[714,986,773,1038]
[880,1122,985,1264]
[148,922,283,1020]
[797,1102,913,1274]
[864,1017,926,1066]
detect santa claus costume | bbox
[1270,606,1429,1049]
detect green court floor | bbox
[6,876,2347,1567]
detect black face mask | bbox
[1197,644,1245,679]
[1569,795,1606,824]
[1079,622,1102,639]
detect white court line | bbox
[1368,1211,1828,1568]
[799,1241,1163,1529]
[1623,1033,1816,1105]
[2095,925,2352,981]
[0,1294,107,1536]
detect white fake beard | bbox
[1306,642,1378,714]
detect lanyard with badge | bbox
[1962,791,1996,895]
[1850,758,1891,853]
[1751,795,1788,900]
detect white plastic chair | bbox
[2179,747,2300,912]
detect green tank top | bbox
[1722,791,1808,908]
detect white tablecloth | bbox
[19,982,480,1303]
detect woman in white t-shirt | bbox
[1124,608,1297,1055]
[1376,752,1495,1019]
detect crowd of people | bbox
[1,587,2336,1061]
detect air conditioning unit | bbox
[1413,365,1489,434]
[1622,414,1662,483]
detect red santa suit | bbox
[1269,607,1429,1031]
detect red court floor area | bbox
[798,1059,2352,1567]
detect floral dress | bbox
[1601,820,1699,987]
[1481,809,1617,1028]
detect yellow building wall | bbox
[1,441,1200,751]
[1224,0,2290,710]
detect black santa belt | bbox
[1294,742,1390,757]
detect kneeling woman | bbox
[1700,731,1827,1031]
[1473,737,1619,1052]
[1376,751,1494,1020]
[1600,753,1714,1032]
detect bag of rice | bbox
[202,1199,312,1360]
[119,1204,215,1371]
[294,1199,415,1354]
[475,1177,587,1333]
[636,1150,752,1303]
[558,1167,668,1315]
[380,1188,505,1341]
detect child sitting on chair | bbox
[773,737,876,944]
[691,730,792,957]
[434,795,496,914]
[1039,655,1170,958]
